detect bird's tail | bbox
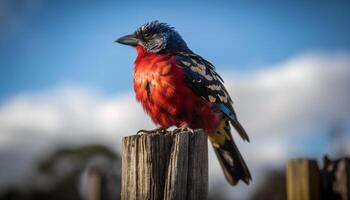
[208,118,252,185]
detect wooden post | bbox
[121,129,208,200]
[287,159,320,200]
[322,157,350,200]
[332,158,350,200]
[87,170,102,200]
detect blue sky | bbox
[1,1,350,101]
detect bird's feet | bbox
[137,127,167,135]
[172,124,194,134]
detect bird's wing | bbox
[175,53,249,141]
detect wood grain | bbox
[287,159,320,200]
[121,129,208,200]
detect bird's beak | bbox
[115,34,138,46]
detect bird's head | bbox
[116,21,189,54]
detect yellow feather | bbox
[208,118,231,148]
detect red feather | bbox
[133,46,220,130]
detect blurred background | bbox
[1,0,350,199]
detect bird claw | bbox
[136,128,167,135]
[172,125,194,134]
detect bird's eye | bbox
[143,33,151,38]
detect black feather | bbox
[176,53,249,141]
[213,137,252,185]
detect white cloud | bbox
[0,86,154,148]
[0,53,350,198]
[225,53,350,138]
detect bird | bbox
[116,21,251,185]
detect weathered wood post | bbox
[332,158,350,200]
[287,157,350,200]
[322,157,350,200]
[287,159,321,200]
[121,129,208,200]
[86,170,102,200]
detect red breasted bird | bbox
[116,21,251,185]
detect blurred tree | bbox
[250,170,286,200]
[0,145,121,200]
